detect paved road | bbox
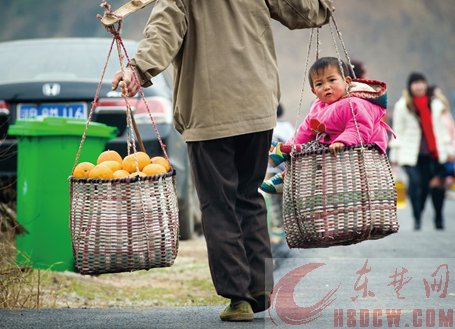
[1,199,454,329]
[270,197,455,328]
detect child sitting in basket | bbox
[260,56,394,194]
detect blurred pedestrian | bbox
[264,104,294,245]
[389,72,455,230]
[265,103,294,179]
[351,60,367,79]
[435,86,455,191]
[112,0,334,322]
[434,86,455,150]
[274,103,295,145]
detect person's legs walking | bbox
[418,156,432,216]
[404,165,424,230]
[429,160,447,230]
[187,138,252,303]
[430,187,445,229]
[234,130,274,312]
[404,155,436,230]
[188,132,273,320]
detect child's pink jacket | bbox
[290,96,391,153]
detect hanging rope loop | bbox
[288,13,374,238]
[72,0,172,175]
[293,15,365,151]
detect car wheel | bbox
[178,173,200,240]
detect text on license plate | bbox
[17,103,87,119]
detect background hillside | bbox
[1,0,454,124]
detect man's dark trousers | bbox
[187,130,274,304]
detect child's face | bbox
[311,65,351,104]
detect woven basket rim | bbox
[291,143,380,157]
[69,169,176,183]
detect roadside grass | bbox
[0,176,42,309]
[0,176,225,309]
[0,236,225,309]
[0,238,41,308]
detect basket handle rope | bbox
[327,16,373,240]
[72,15,172,175]
[328,15,373,239]
[328,16,364,150]
[113,31,154,256]
[113,30,141,172]
[71,35,116,175]
[292,16,362,147]
[290,14,374,239]
[113,30,171,160]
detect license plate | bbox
[17,103,87,119]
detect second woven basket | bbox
[283,143,398,249]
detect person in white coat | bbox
[390,72,455,230]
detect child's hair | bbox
[308,57,350,88]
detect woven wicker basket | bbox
[70,172,179,274]
[67,32,181,274]
[283,143,398,249]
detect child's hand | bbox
[329,142,345,156]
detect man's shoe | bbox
[219,300,254,322]
[251,292,271,313]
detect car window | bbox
[0,39,168,89]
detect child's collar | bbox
[342,78,388,109]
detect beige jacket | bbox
[131,0,332,141]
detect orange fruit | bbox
[143,163,167,176]
[112,169,130,179]
[88,164,114,179]
[129,171,147,178]
[101,160,122,173]
[97,150,123,165]
[122,152,151,173]
[73,162,95,178]
[151,156,171,172]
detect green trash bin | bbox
[8,117,116,272]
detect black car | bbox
[0,37,200,240]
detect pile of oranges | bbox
[73,150,171,179]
